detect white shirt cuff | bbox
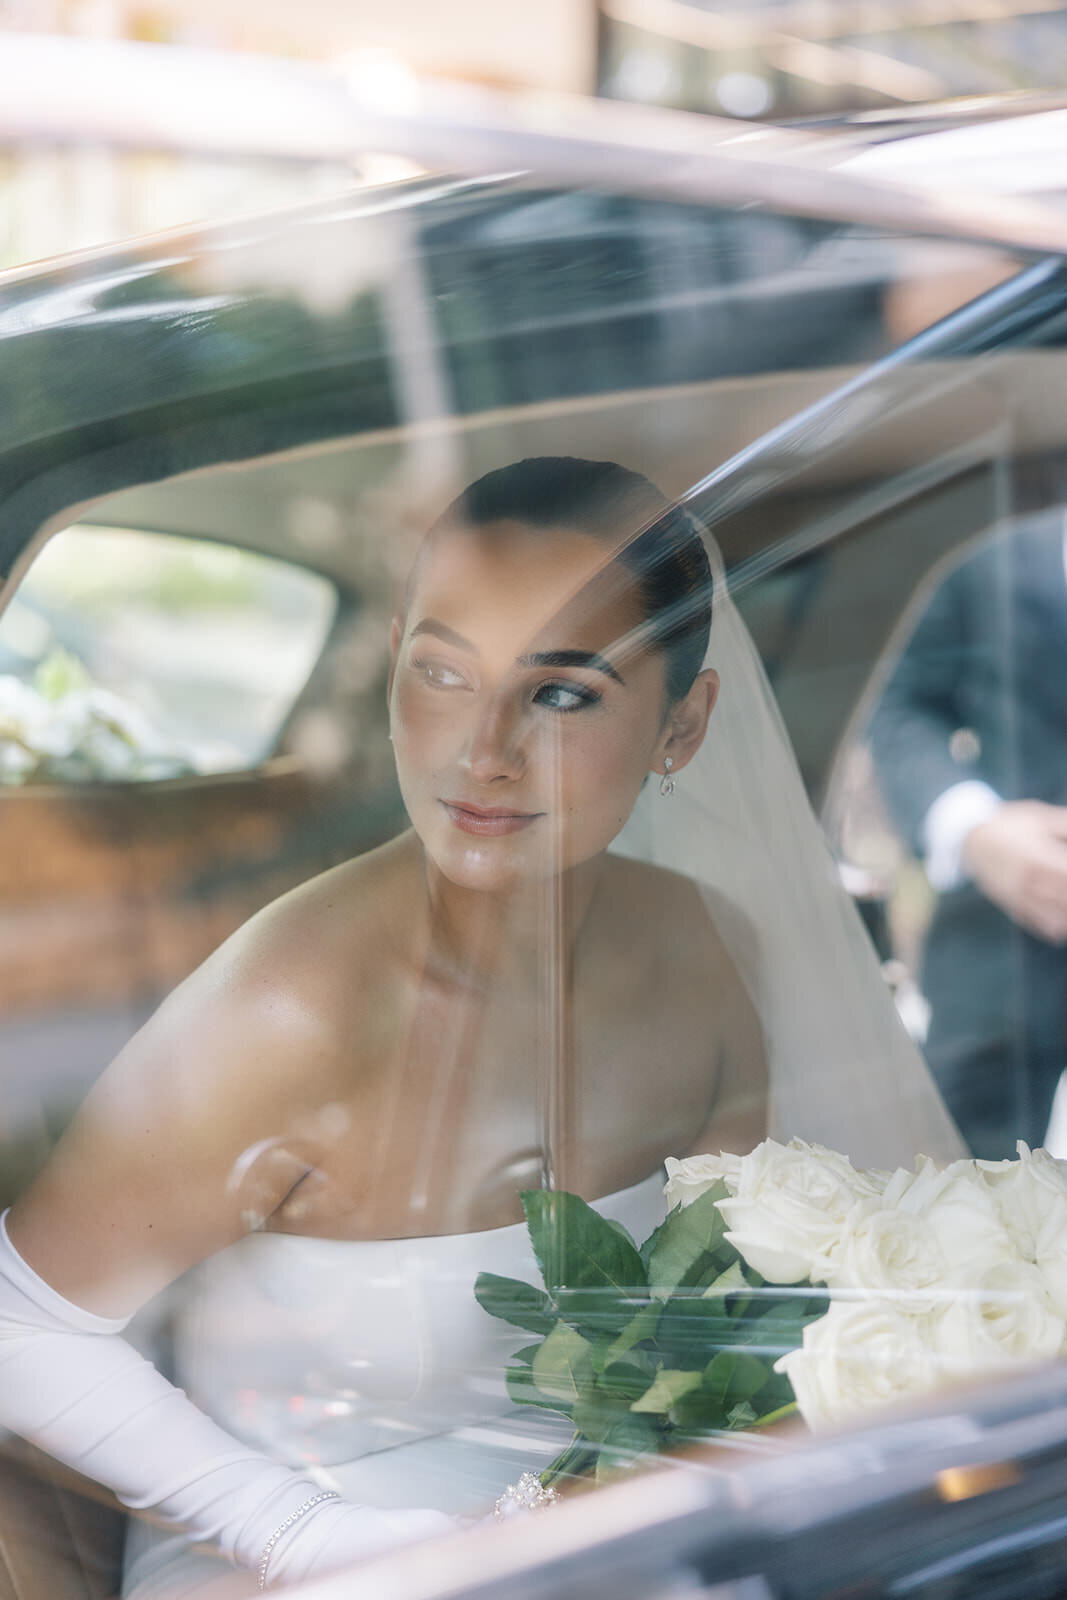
[921,780,1003,892]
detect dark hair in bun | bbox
[438,456,714,701]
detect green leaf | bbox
[691,1252,744,1293]
[748,1297,821,1354]
[505,1361,573,1417]
[508,1342,542,1367]
[522,1190,647,1334]
[558,1290,649,1336]
[754,1400,799,1428]
[604,1218,638,1249]
[524,1189,646,1296]
[598,1360,657,1402]
[702,1351,772,1413]
[654,1293,738,1365]
[669,1385,728,1434]
[748,1368,797,1418]
[655,1294,806,1361]
[645,1186,730,1302]
[594,1414,663,1483]
[639,1183,729,1268]
[605,1301,663,1364]
[572,1388,633,1443]
[639,1203,679,1273]
[669,1357,780,1439]
[474,1272,558,1336]
[531,1323,595,1405]
[702,1260,748,1299]
[589,1334,617,1375]
[631,1369,703,1415]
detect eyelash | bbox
[410,658,601,714]
[533,682,602,714]
[410,656,471,690]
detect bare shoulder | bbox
[599,855,752,977]
[241,828,410,969]
[124,834,413,1097]
[8,834,420,1308]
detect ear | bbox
[654,668,719,777]
[386,614,403,705]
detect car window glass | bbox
[3,169,1067,1600]
[822,487,1067,1167]
[0,524,338,785]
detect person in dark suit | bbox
[869,512,1067,1159]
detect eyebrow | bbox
[409,620,625,684]
[518,649,624,684]
[410,619,475,651]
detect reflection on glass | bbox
[0,526,337,784]
[867,515,1067,1161]
[0,455,966,1600]
[0,156,1052,1600]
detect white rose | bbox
[927,1260,1065,1373]
[978,1143,1067,1261]
[1034,1209,1067,1320]
[794,1142,891,1200]
[717,1139,873,1285]
[663,1152,742,1210]
[825,1203,948,1297]
[1038,1253,1067,1322]
[775,1298,938,1429]
[888,1156,1015,1284]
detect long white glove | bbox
[0,1212,453,1587]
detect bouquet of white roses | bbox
[477,1139,1067,1497]
[699,1137,1067,1430]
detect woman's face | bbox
[389,520,678,892]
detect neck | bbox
[417,848,606,989]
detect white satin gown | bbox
[123,1170,667,1598]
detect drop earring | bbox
[659,756,675,797]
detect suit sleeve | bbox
[867,563,978,855]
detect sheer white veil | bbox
[611,531,965,1171]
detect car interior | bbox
[2,173,1067,1598]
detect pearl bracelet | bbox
[257,1490,341,1590]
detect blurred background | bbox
[4,0,1067,270]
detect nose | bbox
[460,693,528,784]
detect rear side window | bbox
[0,525,337,786]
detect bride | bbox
[0,456,960,1596]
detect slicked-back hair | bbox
[430,457,714,702]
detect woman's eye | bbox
[411,657,471,690]
[533,681,601,713]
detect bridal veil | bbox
[611,517,965,1172]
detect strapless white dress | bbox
[123,1171,667,1598]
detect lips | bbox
[440,800,542,837]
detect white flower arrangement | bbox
[479,1140,1067,1512]
[0,664,195,784]
[666,1138,1067,1429]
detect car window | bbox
[0,524,338,785]
[3,164,1067,1600]
[822,482,1067,1167]
[0,181,1046,1180]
